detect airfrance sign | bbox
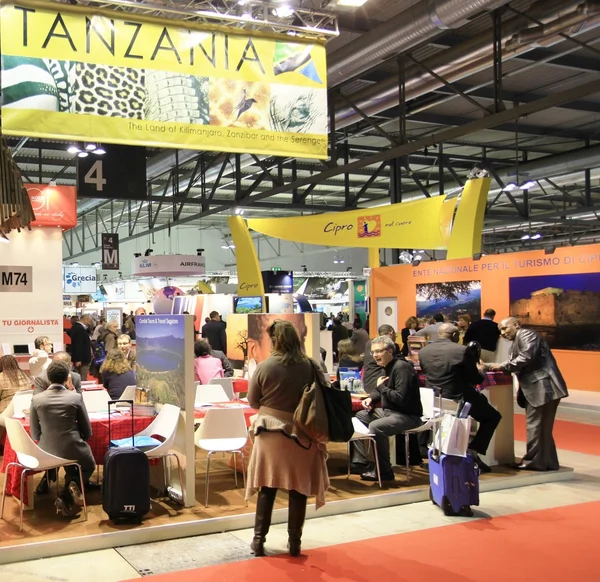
[132,254,206,277]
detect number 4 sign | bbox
[102,234,120,270]
[77,145,147,200]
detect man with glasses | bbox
[362,324,401,394]
[350,335,423,482]
[29,336,53,378]
[117,334,136,370]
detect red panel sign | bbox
[25,184,77,230]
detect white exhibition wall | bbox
[64,225,368,276]
[0,228,64,349]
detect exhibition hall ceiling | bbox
[4,0,600,260]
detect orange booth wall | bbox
[371,243,600,392]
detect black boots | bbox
[251,487,277,557]
[287,489,307,557]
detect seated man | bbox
[30,361,96,517]
[34,351,82,395]
[351,335,423,482]
[418,323,501,472]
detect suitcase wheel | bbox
[441,496,456,516]
[460,505,474,518]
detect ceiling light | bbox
[94,146,106,155]
[520,180,536,190]
[337,0,369,6]
[521,234,530,240]
[241,11,253,20]
[531,233,542,240]
[77,151,89,158]
[503,182,517,192]
[235,208,245,215]
[274,5,294,17]
[333,259,339,264]
[85,143,97,151]
[67,145,81,154]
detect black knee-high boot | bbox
[287,489,307,557]
[251,487,277,556]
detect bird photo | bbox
[235,89,257,121]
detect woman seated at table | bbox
[194,339,224,384]
[100,350,136,400]
[0,355,32,415]
[336,339,363,383]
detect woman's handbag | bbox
[294,360,354,444]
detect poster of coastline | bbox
[136,315,187,408]
[509,273,600,351]
[416,280,481,322]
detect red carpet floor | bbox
[514,414,600,456]
[135,501,600,582]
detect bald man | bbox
[419,323,501,472]
[490,318,568,471]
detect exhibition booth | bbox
[371,242,600,392]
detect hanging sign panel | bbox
[0,1,328,159]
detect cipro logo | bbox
[65,272,96,289]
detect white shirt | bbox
[29,349,50,378]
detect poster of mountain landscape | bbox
[509,273,600,351]
[136,315,187,408]
[416,280,481,322]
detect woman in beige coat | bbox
[246,319,329,557]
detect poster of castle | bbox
[416,280,481,322]
[509,273,600,351]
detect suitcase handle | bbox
[107,399,135,447]
[432,387,443,461]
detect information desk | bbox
[1,413,153,507]
[351,371,515,467]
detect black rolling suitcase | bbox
[102,400,151,523]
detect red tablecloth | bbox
[1,414,153,504]
[194,403,257,426]
[232,379,248,394]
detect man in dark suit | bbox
[331,318,349,362]
[363,324,401,394]
[463,308,501,362]
[202,311,227,354]
[30,361,95,517]
[34,351,82,395]
[352,335,423,482]
[68,314,93,380]
[491,318,568,471]
[419,323,501,472]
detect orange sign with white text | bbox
[25,184,77,230]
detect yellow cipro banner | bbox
[247,179,491,259]
[0,1,328,158]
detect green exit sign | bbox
[272,267,281,271]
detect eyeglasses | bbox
[371,348,388,355]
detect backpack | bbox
[93,340,107,367]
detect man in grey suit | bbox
[30,361,95,516]
[491,317,569,471]
[210,347,234,378]
[34,351,82,395]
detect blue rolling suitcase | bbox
[428,394,479,517]
[102,400,151,523]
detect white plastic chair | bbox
[348,416,382,488]
[1,418,88,531]
[194,408,248,507]
[82,389,111,413]
[208,378,234,401]
[4,390,34,420]
[117,385,136,404]
[402,387,444,483]
[133,403,184,505]
[195,384,229,407]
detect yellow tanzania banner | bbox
[0,1,328,158]
[247,179,491,259]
